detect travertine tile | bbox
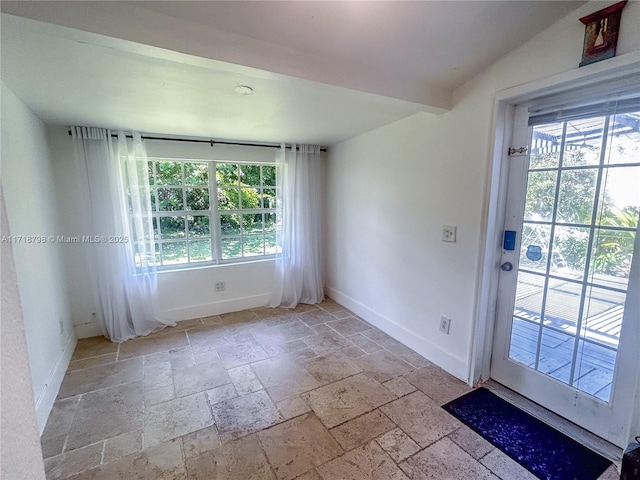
[58,357,143,399]
[399,437,497,480]
[348,333,383,353]
[375,428,420,463]
[67,353,118,372]
[220,309,259,324]
[42,396,81,439]
[480,448,538,480]
[211,390,283,442]
[303,351,362,383]
[317,298,345,314]
[181,425,221,459]
[396,352,431,369]
[302,331,353,356]
[297,309,336,327]
[380,391,461,447]
[168,347,196,370]
[72,336,118,361]
[316,440,409,480]
[263,339,309,357]
[206,383,238,405]
[145,384,176,406]
[187,326,235,354]
[311,323,334,334]
[201,314,222,326]
[144,351,172,366]
[276,395,312,420]
[258,413,343,480]
[448,425,494,460]
[291,303,319,314]
[68,439,186,480]
[329,409,395,450]
[227,364,263,395]
[252,357,322,401]
[326,317,371,336]
[144,392,213,448]
[44,442,104,480]
[172,318,204,330]
[144,360,173,390]
[253,320,315,346]
[404,364,472,405]
[341,345,368,358]
[352,350,414,383]
[103,429,143,463]
[65,381,143,451]
[216,341,270,368]
[185,434,276,480]
[303,373,396,428]
[361,329,406,351]
[118,331,189,359]
[383,377,417,397]
[41,434,66,459]
[173,360,230,397]
[294,469,322,480]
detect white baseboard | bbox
[326,286,469,382]
[161,294,271,322]
[35,333,76,435]
[74,321,103,339]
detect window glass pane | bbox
[220,214,241,235]
[152,217,159,240]
[240,187,260,209]
[265,233,278,254]
[161,241,187,265]
[263,165,276,186]
[148,162,155,185]
[156,161,183,185]
[556,169,597,224]
[263,189,276,209]
[184,162,208,185]
[187,215,210,238]
[243,214,263,234]
[513,271,544,324]
[189,240,212,262]
[524,171,557,222]
[265,213,277,232]
[590,229,635,283]
[508,317,537,367]
[186,188,210,210]
[543,281,581,332]
[537,327,573,384]
[159,216,185,239]
[597,166,639,228]
[519,223,551,275]
[572,339,617,401]
[221,237,242,259]
[157,188,184,211]
[216,164,239,186]
[530,123,561,169]
[150,187,157,211]
[562,117,605,167]
[605,117,640,165]
[218,187,240,210]
[550,226,589,279]
[243,235,264,257]
[240,165,261,186]
[581,285,625,347]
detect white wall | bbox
[48,129,278,336]
[325,0,640,384]
[1,187,46,480]
[1,82,76,432]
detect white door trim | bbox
[470,52,640,444]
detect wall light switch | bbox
[442,225,457,242]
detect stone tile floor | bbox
[41,298,620,479]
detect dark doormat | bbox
[443,387,612,480]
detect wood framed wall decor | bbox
[579,0,627,67]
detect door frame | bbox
[470,54,640,446]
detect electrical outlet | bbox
[215,281,226,292]
[439,316,451,334]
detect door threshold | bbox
[484,380,623,467]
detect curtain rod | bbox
[67,130,327,152]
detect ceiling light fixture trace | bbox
[234,85,254,95]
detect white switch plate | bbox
[442,225,457,242]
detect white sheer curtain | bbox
[269,144,324,307]
[72,128,173,341]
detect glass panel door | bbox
[508,112,639,402]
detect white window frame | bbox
[147,157,278,270]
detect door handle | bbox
[500,262,513,271]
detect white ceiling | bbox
[0,1,586,146]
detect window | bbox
[147,159,278,268]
